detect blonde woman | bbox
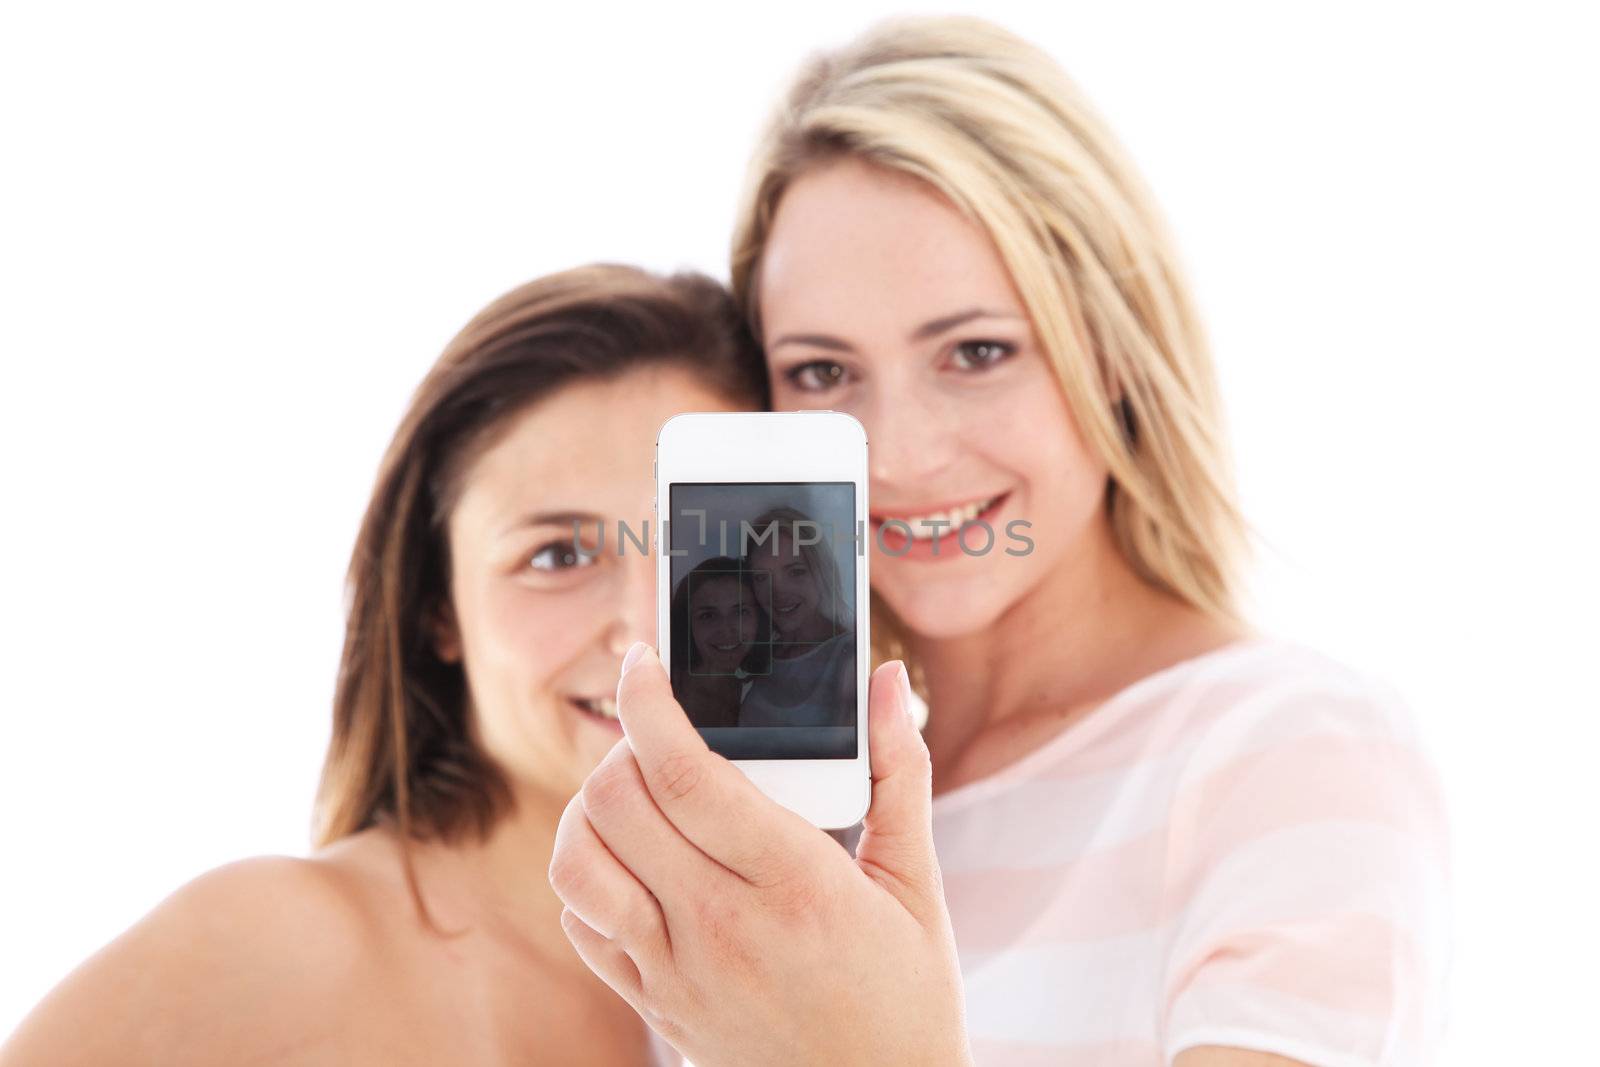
[738,505,856,728]
[1,265,764,1066]
[548,16,1448,1067]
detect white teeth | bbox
[895,495,999,540]
[712,642,740,651]
[575,696,619,720]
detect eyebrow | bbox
[768,307,1022,354]
[498,510,604,538]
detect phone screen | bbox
[666,482,858,759]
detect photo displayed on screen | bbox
[668,483,857,759]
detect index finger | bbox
[614,641,819,886]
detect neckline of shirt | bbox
[927,633,1288,817]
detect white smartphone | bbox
[655,410,871,829]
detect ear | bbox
[428,600,463,664]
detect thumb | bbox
[855,660,943,917]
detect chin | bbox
[878,575,1015,641]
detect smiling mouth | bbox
[711,641,742,651]
[873,492,1008,540]
[569,696,619,721]
[774,599,802,615]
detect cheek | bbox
[466,579,591,696]
[1017,388,1105,512]
[990,388,1109,579]
[489,584,564,663]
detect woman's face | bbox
[757,157,1108,640]
[747,530,826,645]
[688,575,757,674]
[436,366,740,802]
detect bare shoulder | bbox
[1175,1048,1308,1067]
[1,854,380,1066]
[157,852,376,955]
[1186,633,1423,745]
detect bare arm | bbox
[1,856,370,1067]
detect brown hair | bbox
[312,263,765,932]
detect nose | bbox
[605,547,657,656]
[859,378,956,492]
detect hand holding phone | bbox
[549,644,972,1067]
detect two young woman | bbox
[2,15,1447,1067]
[670,510,856,731]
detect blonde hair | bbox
[730,15,1253,675]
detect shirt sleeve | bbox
[1158,666,1451,1066]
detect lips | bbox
[871,491,1011,560]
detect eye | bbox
[528,539,598,572]
[949,339,1016,371]
[783,359,850,393]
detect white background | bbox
[2,2,1595,1061]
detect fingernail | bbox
[897,661,913,717]
[622,641,652,675]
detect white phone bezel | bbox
[655,410,871,830]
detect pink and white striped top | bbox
[929,636,1450,1066]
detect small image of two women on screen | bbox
[669,506,856,731]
